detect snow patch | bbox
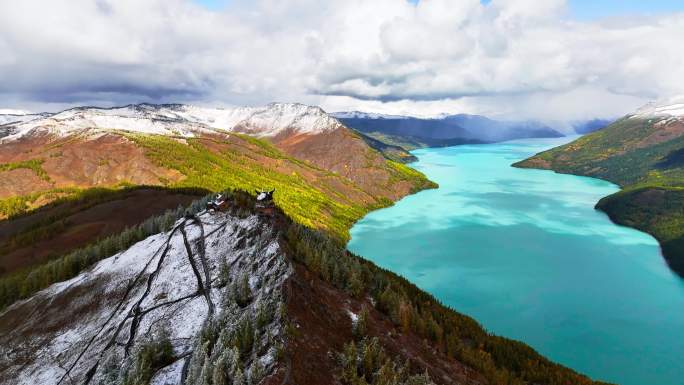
[150,359,185,385]
[1,102,341,143]
[1,212,291,385]
[630,95,684,119]
[347,310,359,325]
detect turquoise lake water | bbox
[347,137,684,385]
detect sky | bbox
[1,0,683,122]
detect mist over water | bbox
[348,137,684,385]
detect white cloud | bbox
[0,0,682,120]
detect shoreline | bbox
[512,160,682,277]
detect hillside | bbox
[0,191,610,385]
[0,103,435,279]
[515,96,684,275]
[352,130,418,163]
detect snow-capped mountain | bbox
[630,95,684,119]
[0,101,426,219]
[0,111,52,126]
[1,103,343,142]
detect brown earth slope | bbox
[0,188,203,275]
[272,128,419,200]
[0,133,181,198]
[0,124,433,278]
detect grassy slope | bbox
[0,133,433,242]
[362,131,483,151]
[129,133,433,240]
[352,129,418,163]
[0,131,433,309]
[0,159,50,182]
[514,117,684,274]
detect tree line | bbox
[0,192,214,310]
[283,220,612,385]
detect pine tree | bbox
[233,367,246,385]
[249,359,265,385]
[353,307,369,340]
[236,273,252,307]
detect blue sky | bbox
[195,0,684,20]
[568,0,684,19]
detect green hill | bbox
[0,131,435,307]
[515,116,684,275]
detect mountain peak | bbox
[631,95,684,119]
[0,102,342,142]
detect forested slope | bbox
[515,111,684,275]
[0,191,610,385]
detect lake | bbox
[347,137,684,385]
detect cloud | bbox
[0,0,683,120]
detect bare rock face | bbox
[0,212,290,385]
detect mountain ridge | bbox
[0,191,611,385]
[1,102,343,142]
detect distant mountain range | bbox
[0,112,52,126]
[1,103,345,141]
[516,95,684,276]
[570,119,613,134]
[332,111,568,149]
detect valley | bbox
[1,100,676,385]
[0,102,613,385]
[348,138,684,385]
[0,191,610,385]
[3,2,682,384]
[333,111,566,150]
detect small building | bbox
[256,189,275,216]
[207,193,228,212]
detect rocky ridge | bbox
[0,208,289,385]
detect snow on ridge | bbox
[0,112,52,126]
[178,102,342,136]
[1,212,290,385]
[0,102,342,143]
[0,109,32,115]
[630,95,684,119]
